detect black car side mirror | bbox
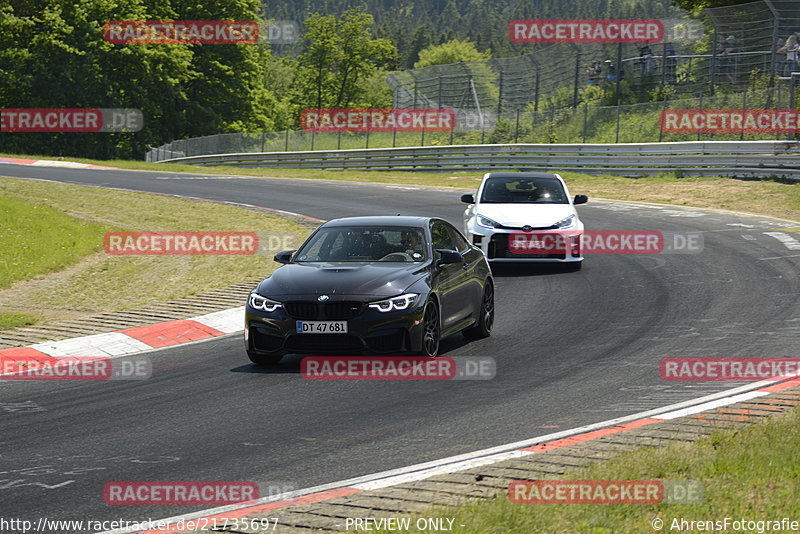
[460,193,475,204]
[436,249,463,265]
[274,250,296,264]
[573,194,588,205]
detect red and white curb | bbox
[0,308,243,374]
[98,375,800,534]
[0,157,116,169]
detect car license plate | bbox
[296,321,348,334]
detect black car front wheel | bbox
[418,300,441,356]
[247,350,284,366]
[463,281,494,339]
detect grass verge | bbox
[378,407,800,534]
[3,152,800,222]
[0,177,310,328]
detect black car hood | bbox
[256,262,429,300]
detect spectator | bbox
[604,59,624,81]
[778,34,799,76]
[716,35,737,83]
[586,60,602,85]
[638,45,658,73]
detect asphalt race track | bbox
[1,164,799,528]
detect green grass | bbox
[0,177,310,329]
[0,195,110,288]
[0,312,41,330]
[375,408,800,534]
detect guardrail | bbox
[155,141,800,179]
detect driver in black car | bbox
[400,230,423,256]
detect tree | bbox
[293,8,396,111]
[0,0,278,159]
[414,39,491,68]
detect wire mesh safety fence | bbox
[147,80,800,162]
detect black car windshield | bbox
[294,226,427,262]
[480,177,568,204]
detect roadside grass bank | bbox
[3,152,799,222]
[0,177,309,330]
[0,196,111,328]
[374,407,800,534]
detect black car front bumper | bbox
[245,299,427,355]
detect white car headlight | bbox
[477,215,500,229]
[368,293,419,312]
[554,215,576,229]
[249,293,282,312]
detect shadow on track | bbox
[490,262,583,277]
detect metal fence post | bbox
[284,129,289,151]
[496,60,504,116]
[659,95,668,143]
[582,102,589,143]
[615,99,621,143]
[697,94,704,142]
[311,128,316,151]
[514,108,520,143]
[337,129,342,150]
[615,42,622,102]
[261,132,266,152]
[789,73,798,140]
[573,48,581,108]
[534,66,541,112]
[365,129,370,149]
[740,90,747,141]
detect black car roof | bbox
[323,216,433,227]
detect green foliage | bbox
[293,9,397,111]
[413,39,490,69]
[0,0,277,159]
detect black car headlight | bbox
[249,293,283,312]
[368,293,419,313]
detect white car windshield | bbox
[480,177,568,204]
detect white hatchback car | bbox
[462,172,588,267]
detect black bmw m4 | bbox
[244,216,494,364]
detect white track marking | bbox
[191,308,245,334]
[764,232,800,250]
[31,333,152,357]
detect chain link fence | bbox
[147,79,800,162]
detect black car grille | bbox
[285,334,364,353]
[284,301,364,320]
[488,234,566,259]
